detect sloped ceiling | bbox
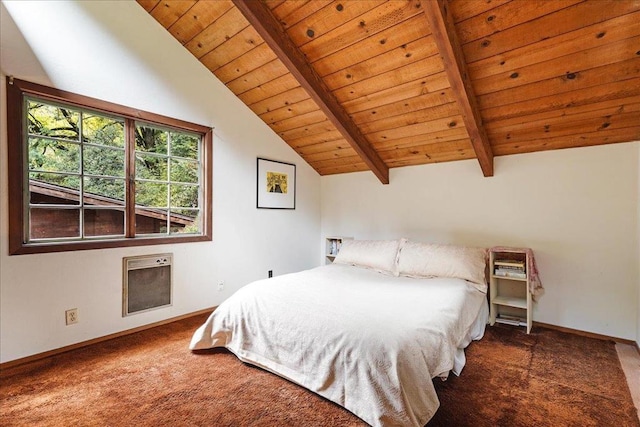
[138,0,640,183]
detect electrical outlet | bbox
[268,270,273,278]
[217,280,224,291]
[65,308,78,325]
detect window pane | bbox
[27,101,80,141]
[135,125,167,155]
[135,154,167,181]
[169,209,201,235]
[170,132,198,159]
[170,184,199,208]
[170,158,198,183]
[84,208,124,237]
[30,208,79,239]
[135,208,168,235]
[29,173,80,205]
[82,113,124,147]
[84,177,125,202]
[29,138,80,173]
[84,145,125,178]
[136,181,168,207]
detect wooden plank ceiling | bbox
[138,0,640,184]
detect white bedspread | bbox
[190,264,487,427]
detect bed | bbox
[190,239,489,427]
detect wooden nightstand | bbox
[325,236,352,264]
[489,247,533,333]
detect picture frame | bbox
[257,158,296,209]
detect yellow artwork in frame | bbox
[266,171,288,194]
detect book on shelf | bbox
[494,259,526,269]
[496,264,525,272]
[494,269,527,279]
[328,239,346,256]
[496,314,526,326]
[495,318,520,326]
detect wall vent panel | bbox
[123,253,172,316]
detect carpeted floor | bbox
[1,313,638,427]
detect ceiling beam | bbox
[232,0,390,184]
[422,0,494,177]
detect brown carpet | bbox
[1,314,638,427]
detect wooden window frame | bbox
[6,78,213,255]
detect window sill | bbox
[10,233,212,255]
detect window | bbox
[7,78,212,254]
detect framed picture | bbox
[257,158,296,209]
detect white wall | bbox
[322,143,640,341]
[0,1,321,363]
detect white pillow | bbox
[334,239,404,275]
[397,241,487,287]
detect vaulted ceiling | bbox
[138,0,640,184]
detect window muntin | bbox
[7,78,212,254]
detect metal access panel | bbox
[123,253,173,316]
